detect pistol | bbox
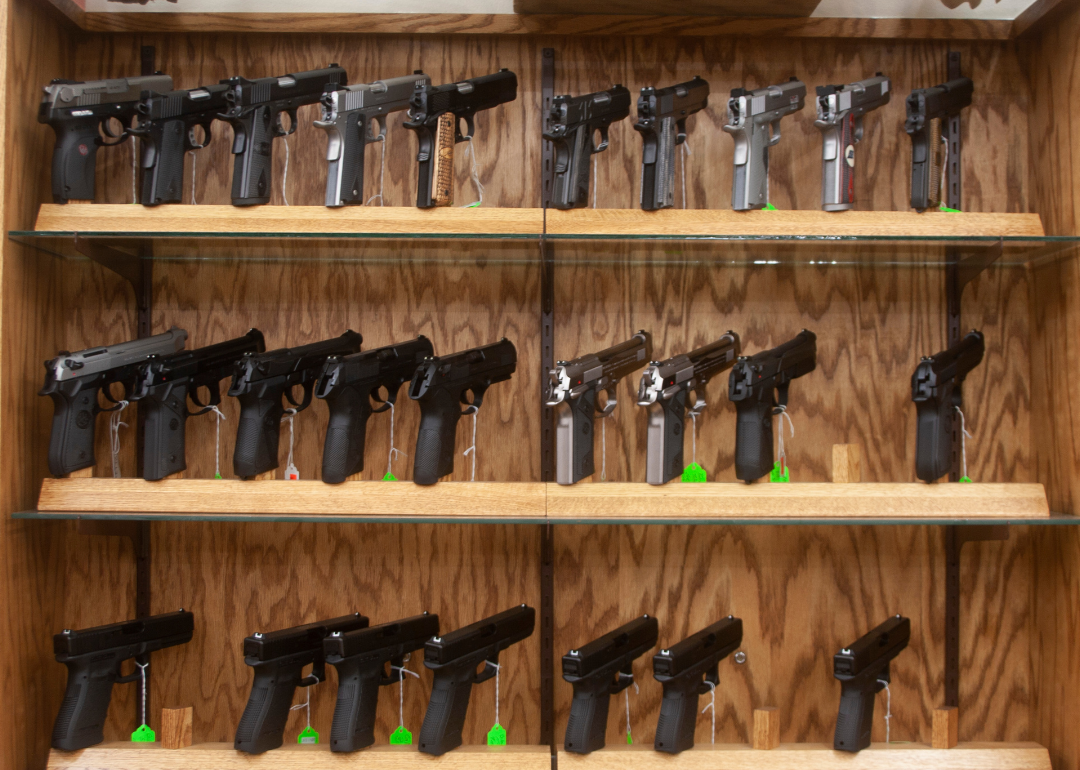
[546,332,652,486]
[315,73,431,207]
[814,74,891,211]
[905,77,973,212]
[51,610,194,751]
[39,327,188,477]
[543,85,631,211]
[324,612,440,752]
[315,336,434,484]
[227,331,362,478]
[129,330,265,481]
[722,78,806,211]
[235,612,369,754]
[637,333,740,485]
[728,330,817,482]
[562,615,658,754]
[407,338,517,485]
[634,77,709,211]
[418,605,535,756]
[39,73,173,203]
[403,69,518,209]
[130,82,231,205]
[653,616,742,754]
[912,330,984,482]
[833,615,910,752]
[219,64,348,206]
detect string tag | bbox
[599,410,612,481]
[623,675,639,744]
[188,149,197,205]
[282,135,291,206]
[282,408,299,480]
[770,406,794,483]
[682,410,706,482]
[291,683,318,744]
[209,405,226,479]
[701,681,716,744]
[460,136,485,208]
[384,401,405,481]
[486,661,507,745]
[131,139,139,205]
[462,406,479,482]
[879,679,892,744]
[367,133,387,206]
[109,400,129,478]
[130,662,155,742]
[680,138,693,209]
[956,406,974,482]
[389,656,420,744]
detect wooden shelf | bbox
[47,743,551,770]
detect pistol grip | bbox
[50,115,101,203]
[322,112,368,207]
[820,116,856,212]
[555,389,597,485]
[734,400,774,482]
[233,390,285,478]
[646,392,687,486]
[141,382,189,481]
[640,117,677,211]
[915,395,955,482]
[430,113,456,208]
[45,382,99,477]
[234,661,306,754]
[321,386,374,483]
[564,678,613,754]
[834,681,876,752]
[140,118,187,205]
[413,388,462,485]
[549,124,592,210]
[230,106,274,206]
[729,121,770,211]
[328,659,384,752]
[654,681,700,754]
[418,666,474,756]
[51,657,119,750]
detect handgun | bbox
[562,615,659,754]
[235,612,369,754]
[543,85,632,210]
[912,330,985,482]
[219,64,348,206]
[722,78,806,211]
[315,336,434,484]
[39,73,173,203]
[407,338,517,485]
[403,69,518,208]
[833,615,911,752]
[546,332,652,485]
[653,616,742,754]
[130,330,265,481]
[637,333,740,485]
[39,327,188,477]
[324,612,440,752]
[814,74,891,211]
[228,331,362,478]
[905,77,973,212]
[315,73,431,207]
[51,610,194,751]
[728,330,817,482]
[634,77,709,211]
[418,605,535,756]
[130,82,231,205]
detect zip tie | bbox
[462,406,479,481]
[391,656,420,728]
[701,680,716,744]
[592,153,598,209]
[775,405,795,467]
[109,400,129,478]
[681,138,692,209]
[136,661,149,726]
[131,138,138,204]
[282,134,291,206]
[460,136,485,207]
[366,133,387,206]
[289,682,314,729]
[386,400,406,476]
[487,660,502,726]
[956,406,973,479]
[879,679,892,744]
[189,150,197,205]
[624,675,639,743]
[209,405,226,479]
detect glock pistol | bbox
[52,610,194,750]
[130,330,265,480]
[315,73,430,207]
[39,327,188,477]
[543,85,632,210]
[637,333,740,485]
[403,69,518,208]
[219,64,348,206]
[418,604,535,756]
[728,330,816,482]
[228,331,362,478]
[814,74,891,211]
[324,612,440,752]
[39,73,173,203]
[235,612,369,754]
[315,336,435,484]
[546,332,652,486]
[408,338,517,485]
[833,615,911,752]
[634,77,709,211]
[722,78,806,211]
[912,330,984,482]
[131,82,231,205]
[905,77,973,211]
[563,615,659,754]
[653,616,742,754]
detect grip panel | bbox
[230,106,274,206]
[140,118,187,205]
[555,389,596,485]
[234,663,306,754]
[431,113,455,208]
[646,392,687,486]
[51,657,118,750]
[46,383,99,477]
[321,385,374,483]
[50,115,101,203]
[418,666,475,756]
[654,682,700,754]
[141,382,189,481]
[328,659,384,752]
[833,682,876,753]
[322,112,368,207]
[413,387,462,485]
[734,400,773,482]
[564,676,613,754]
[233,389,285,478]
[915,396,955,482]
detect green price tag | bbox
[681,463,707,483]
[297,726,319,745]
[131,724,155,743]
[487,724,507,746]
[763,202,777,211]
[389,725,412,745]
[383,471,398,481]
[626,731,633,745]
[769,460,790,483]
[214,472,222,479]
[465,201,482,209]
[939,204,961,212]
[959,476,973,483]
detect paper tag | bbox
[939,204,961,212]
[763,202,777,211]
[487,724,507,745]
[285,461,300,481]
[626,732,633,745]
[465,201,482,209]
[769,460,790,483]
[681,462,707,483]
[131,724,156,742]
[383,471,398,481]
[959,476,973,483]
[390,725,412,745]
[214,471,223,479]
[297,726,319,744]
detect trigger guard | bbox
[188,122,213,150]
[366,115,388,142]
[460,387,486,414]
[474,660,499,683]
[767,120,782,147]
[688,391,707,417]
[274,109,299,137]
[186,405,212,418]
[598,387,618,417]
[456,113,476,143]
[593,126,610,153]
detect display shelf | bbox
[46,743,551,770]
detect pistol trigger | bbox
[459,113,476,142]
[853,115,865,144]
[775,382,790,411]
[594,125,610,153]
[675,119,688,146]
[768,119,783,147]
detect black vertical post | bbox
[946,51,962,212]
[944,528,960,708]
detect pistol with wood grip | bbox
[904,77,973,211]
[833,615,910,753]
[634,77,709,211]
[814,74,891,211]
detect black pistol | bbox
[407,338,517,485]
[637,333,740,485]
[833,615,911,752]
[315,336,434,484]
[912,330,985,482]
[51,610,194,751]
[324,612,440,752]
[728,330,817,482]
[653,616,742,754]
[130,329,265,480]
[563,615,659,754]
[418,604,535,756]
[634,77,709,211]
[905,77,973,212]
[545,332,653,485]
[235,612,369,754]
